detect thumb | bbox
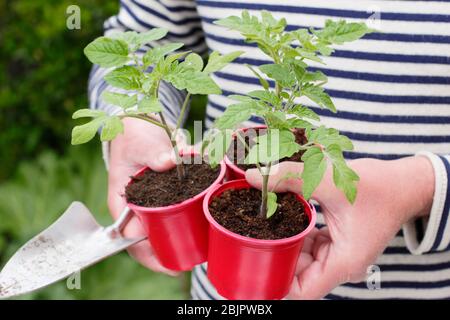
[245,161,304,193]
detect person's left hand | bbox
[246,156,435,299]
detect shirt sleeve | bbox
[87,0,206,169]
[403,152,450,254]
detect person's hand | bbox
[246,156,435,299]
[108,117,188,276]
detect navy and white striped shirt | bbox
[90,0,450,299]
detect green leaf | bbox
[137,96,163,113]
[71,117,105,145]
[247,65,269,90]
[302,86,336,113]
[289,105,320,121]
[286,118,313,130]
[307,126,354,151]
[246,130,301,164]
[203,51,244,73]
[301,147,327,199]
[137,28,169,44]
[72,109,106,119]
[205,129,233,167]
[101,92,137,109]
[165,68,221,95]
[326,144,359,203]
[214,101,265,130]
[303,71,327,83]
[182,53,204,71]
[84,37,129,67]
[266,192,278,219]
[295,48,324,64]
[100,116,124,141]
[104,66,142,90]
[313,20,374,45]
[259,64,296,87]
[143,42,184,66]
[248,90,280,107]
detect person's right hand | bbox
[108,117,182,276]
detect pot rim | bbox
[127,152,226,213]
[203,179,317,246]
[224,125,268,176]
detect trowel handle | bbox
[105,207,134,238]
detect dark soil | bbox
[125,159,220,207]
[209,188,309,240]
[228,128,308,171]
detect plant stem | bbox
[153,82,186,180]
[258,161,272,219]
[235,132,263,175]
[119,114,167,129]
[176,92,191,130]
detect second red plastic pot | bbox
[127,156,226,271]
[224,126,267,181]
[203,179,317,300]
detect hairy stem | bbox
[154,82,186,180]
[176,92,191,130]
[259,161,272,219]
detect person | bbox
[89,0,450,299]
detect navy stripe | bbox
[197,0,450,22]
[153,0,198,12]
[206,32,450,64]
[380,261,450,272]
[341,131,450,143]
[431,157,450,250]
[127,0,202,25]
[344,279,450,289]
[192,267,216,300]
[310,107,450,125]
[203,16,450,44]
[215,72,450,104]
[216,88,450,125]
[235,57,450,84]
[343,151,407,160]
[119,3,205,41]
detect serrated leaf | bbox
[101,91,137,109]
[289,105,320,121]
[182,53,204,71]
[302,86,336,113]
[165,69,221,95]
[286,118,313,130]
[72,109,106,119]
[246,130,301,164]
[301,147,327,199]
[100,116,124,141]
[71,117,105,145]
[326,144,359,203]
[247,64,269,90]
[137,96,162,113]
[313,20,374,45]
[214,101,265,130]
[266,192,278,219]
[143,42,184,66]
[248,90,280,107]
[203,51,244,73]
[306,126,353,151]
[303,71,327,83]
[84,37,129,67]
[104,66,142,90]
[205,129,233,167]
[259,64,296,87]
[137,28,168,45]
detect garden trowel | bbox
[0,202,146,299]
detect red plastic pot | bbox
[127,155,226,271]
[224,125,267,181]
[203,179,316,300]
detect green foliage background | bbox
[0,0,205,299]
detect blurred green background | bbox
[0,0,206,299]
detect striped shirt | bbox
[89,0,450,299]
